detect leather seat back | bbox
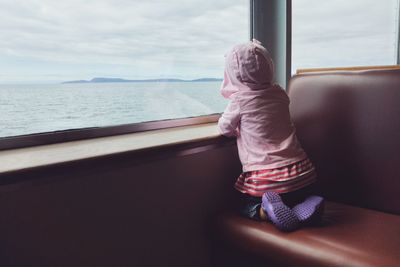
[288,69,400,214]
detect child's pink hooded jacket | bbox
[218,40,306,172]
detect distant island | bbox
[62,77,223,84]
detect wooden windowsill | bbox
[0,123,223,175]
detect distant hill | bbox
[62,77,222,84]
[190,78,223,82]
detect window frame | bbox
[0,1,253,151]
[251,0,292,88]
[3,0,400,151]
[0,114,221,151]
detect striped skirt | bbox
[234,158,317,197]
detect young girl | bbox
[218,39,324,231]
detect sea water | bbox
[0,82,227,138]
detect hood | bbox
[220,39,274,99]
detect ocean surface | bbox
[0,81,227,138]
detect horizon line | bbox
[0,77,223,85]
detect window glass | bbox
[292,0,399,73]
[0,0,248,138]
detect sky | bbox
[0,0,398,84]
[0,0,248,83]
[292,0,399,72]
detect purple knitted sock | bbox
[292,195,324,224]
[261,191,300,232]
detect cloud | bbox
[0,0,398,82]
[292,0,399,71]
[0,0,249,83]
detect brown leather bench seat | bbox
[217,202,400,267]
[215,69,400,267]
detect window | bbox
[0,0,249,140]
[292,0,400,73]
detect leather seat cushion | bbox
[216,201,400,267]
